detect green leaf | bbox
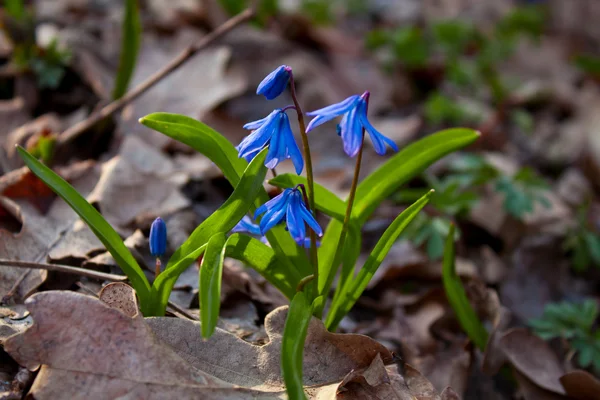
[353,128,480,223]
[225,233,301,299]
[442,224,488,350]
[316,219,362,297]
[200,232,227,338]
[326,190,433,330]
[140,113,247,186]
[140,112,311,276]
[16,146,152,312]
[282,292,311,400]
[149,150,268,316]
[112,0,141,99]
[268,174,346,221]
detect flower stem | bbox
[289,72,319,297]
[155,258,161,279]
[316,134,364,318]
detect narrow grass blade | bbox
[112,0,141,99]
[282,291,311,400]
[16,146,151,311]
[200,232,227,338]
[442,224,488,350]
[326,190,433,331]
[354,128,479,222]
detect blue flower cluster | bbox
[235,65,399,246]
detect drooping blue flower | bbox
[257,65,292,100]
[237,109,304,174]
[254,188,323,247]
[306,91,399,157]
[149,217,167,257]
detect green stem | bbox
[289,72,319,298]
[317,133,364,317]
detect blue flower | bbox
[254,188,323,247]
[237,109,304,174]
[149,217,167,257]
[232,215,262,236]
[257,65,292,100]
[306,92,398,157]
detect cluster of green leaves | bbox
[367,6,544,127]
[19,118,477,400]
[530,300,600,374]
[563,206,600,272]
[397,154,549,259]
[3,0,70,89]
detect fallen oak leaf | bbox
[6,291,450,399]
[146,307,394,390]
[4,291,283,399]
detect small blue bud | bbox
[257,65,292,100]
[149,217,167,258]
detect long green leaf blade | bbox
[16,146,151,311]
[282,292,311,400]
[442,224,488,350]
[326,190,433,330]
[269,174,346,220]
[112,0,141,99]
[354,128,479,222]
[140,112,311,276]
[149,149,268,316]
[225,233,301,299]
[200,232,227,338]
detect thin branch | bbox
[0,259,128,282]
[57,8,254,146]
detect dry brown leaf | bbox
[498,328,566,395]
[98,282,139,318]
[6,291,451,399]
[147,307,394,390]
[5,291,283,399]
[119,30,247,148]
[559,370,600,400]
[513,370,568,400]
[87,153,189,232]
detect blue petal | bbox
[243,112,274,130]
[231,215,262,236]
[340,104,363,157]
[299,201,323,237]
[280,114,304,174]
[254,188,291,218]
[237,111,280,158]
[305,95,361,132]
[359,109,399,155]
[149,217,167,257]
[265,114,284,169]
[286,191,306,245]
[257,66,290,100]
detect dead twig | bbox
[0,259,128,282]
[57,8,254,146]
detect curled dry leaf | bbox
[5,291,451,399]
[559,370,600,400]
[98,282,139,318]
